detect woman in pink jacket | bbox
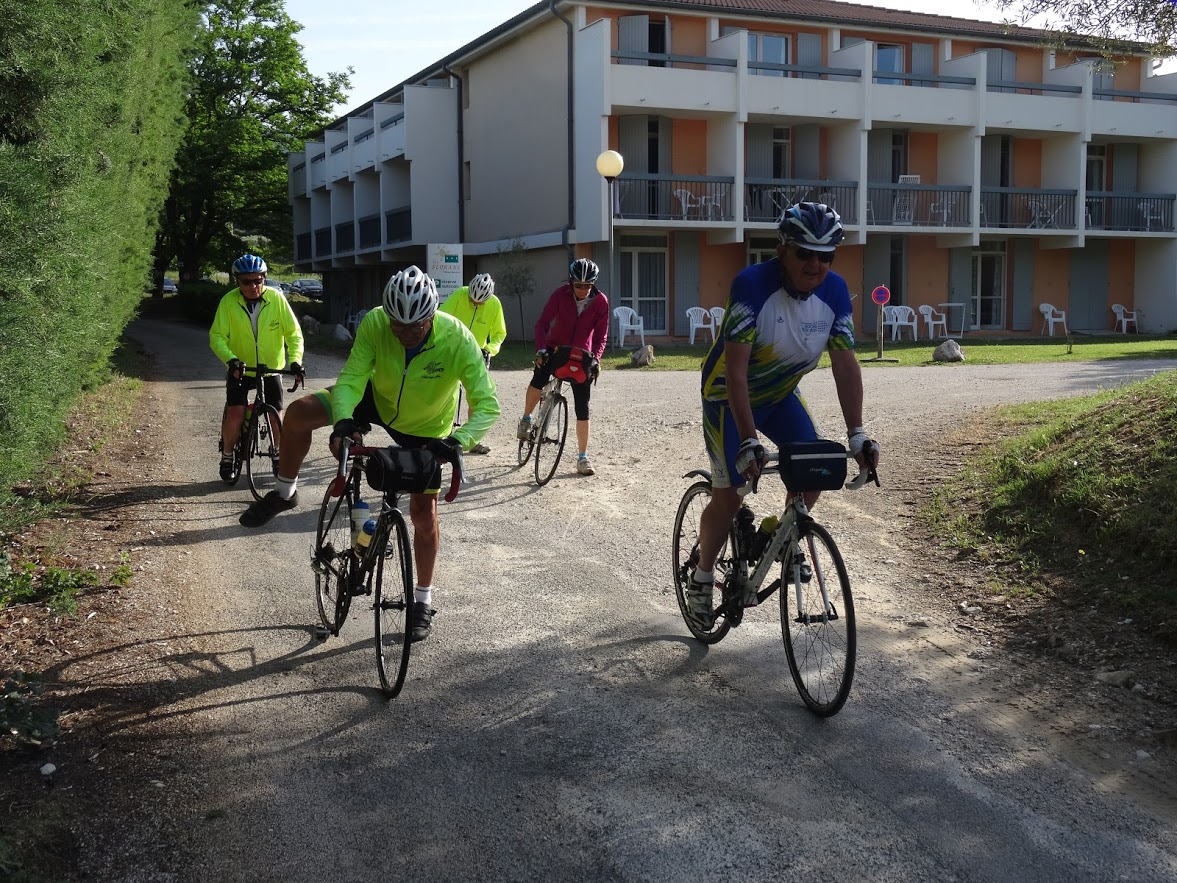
[516,258,610,475]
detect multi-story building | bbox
[288,0,1177,339]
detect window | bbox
[619,14,669,67]
[748,237,778,265]
[875,44,905,85]
[749,31,790,77]
[772,127,791,179]
[619,234,669,333]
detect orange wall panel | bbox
[1108,241,1136,309]
[1032,249,1070,311]
[1012,139,1042,189]
[672,119,708,176]
[670,15,708,57]
[903,237,950,310]
[908,133,939,181]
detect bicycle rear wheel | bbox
[533,394,568,486]
[516,423,535,466]
[245,404,282,502]
[312,478,355,636]
[780,522,856,717]
[374,508,413,698]
[671,480,735,644]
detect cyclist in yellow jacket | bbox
[239,266,499,643]
[209,254,304,483]
[439,273,506,454]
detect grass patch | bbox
[926,369,1177,637]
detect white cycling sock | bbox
[414,585,433,606]
[693,568,714,584]
[275,476,297,500]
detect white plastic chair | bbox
[918,304,948,339]
[1039,303,1068,336]
[1111,303,1138,333]
[686,306,714,345]
[347,308,369,335]
[673,189,705,220]
[614,306,645,347]
[709,306,725,336]
[882,305,918,341]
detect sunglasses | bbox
[790,246,835,264]
[390,318,431,333]
[238,276,267,286]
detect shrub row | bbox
[0,0,198,504]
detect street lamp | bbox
[596,149,624,348]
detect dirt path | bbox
[5,321,1177,881]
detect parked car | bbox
[161,277,178,294]
[291,278,324,298]
[278,281,292,294]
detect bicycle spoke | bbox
[781,523,855,717]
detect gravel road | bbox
[114,319,1177,883]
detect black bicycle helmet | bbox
[777,202,844,251]
[569,258,599,284]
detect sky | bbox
[282,0,1024,116]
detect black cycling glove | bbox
[289,361,304,376]
[227,358,245,379]
[427,435,463,464]
[330,418,370,442]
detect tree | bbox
[993,0,1177,58]
[154,0,349,286]
[496,236,536,341]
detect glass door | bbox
[971,245,1006,329]
[620,247,668,334]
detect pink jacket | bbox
[533,284,610,359]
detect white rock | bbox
[40,763,56,776]
[933,339,966,362]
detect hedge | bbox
[0,0,198,504]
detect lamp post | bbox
[596,149,624,348]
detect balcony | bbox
[745,179,859,224]
[358,214,382,250]
[1084,192,1176,232]
[979,188,1079,230]
[866,183,972,227]
[385,207,412,245]
[614,174,736,222]
[335,221,355,254]
[314,226,332,258]
[295,232,311,262]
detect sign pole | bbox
[861,284,899,363]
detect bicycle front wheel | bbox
[780,522,856,717]
[312,479,355,636]
[374,508,414,698]
[245,405,282,502]
[533,394,568,486]
[671,480,735,644]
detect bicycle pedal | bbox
[313,625,330,641]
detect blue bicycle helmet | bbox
[232,253,268,275]
[777,202,844,251]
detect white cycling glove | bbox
[734,437,766,476]
[848,427,872,459]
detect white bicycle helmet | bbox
[468,273,495,304]
[382,266,438,323]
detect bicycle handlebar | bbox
[745,442,880,495]
[332,439,464,503]
[239,363,305,392]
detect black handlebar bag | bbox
[779,440,847,493]
[365,447,438,495]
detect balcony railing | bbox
[335,221,355,254]
[745,179,859,224]
[385,207,411,244]
[358,213,382,249]
[615,174,736,221]
[866,184,972,227]
[1085,192,1175,231]
[313,226,332,257]
[979,188,1078,229]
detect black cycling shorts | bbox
[529,350,592,421]
[226,373,284,410]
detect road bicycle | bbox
[517,344,597,486]
[223,364,303,502]
[671,440,879,717]
[311,438,463,698]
